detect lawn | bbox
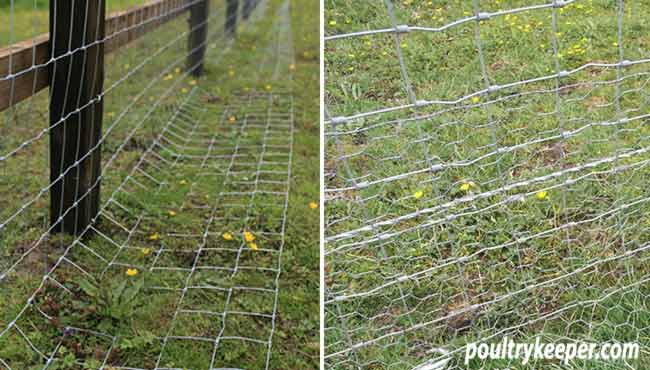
[0,0,150,47]
[0,0,319,368]
[324,1,650,369]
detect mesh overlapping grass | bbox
[0,0,318,368]
[325,1,650,369]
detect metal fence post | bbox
[49,0,106,235]
[188,0,210,76]
[226,0,239,38]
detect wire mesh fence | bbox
[324,0,650,369]
[0,0,297,368]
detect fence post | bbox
[243,0,253,19]
[226,0,239,38]
[49,0,106,235]
[188,0,210,76]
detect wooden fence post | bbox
[243,0,253,19]
[226,0,239,38]
[49,0,106,235]
[188,0,210,76]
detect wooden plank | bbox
[0,0,191,112]
[49,0,106,235]
[0,35,50,111]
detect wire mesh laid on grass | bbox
[325,0,650,369]
[0,0,298,368]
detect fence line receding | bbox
[0,0,298,368]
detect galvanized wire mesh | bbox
[324,0,650,369]
[0,0,297,369]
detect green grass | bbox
[325,0,650,369]
[0,0,155,47]
[0,0,318,368]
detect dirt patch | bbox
[537,141,567,166]
[8,237,67,277]
[583,95,608,110]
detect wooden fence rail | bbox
[0,0,192,112]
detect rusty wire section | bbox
[324,0,650,369]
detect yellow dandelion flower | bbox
[164,74,173,81]
[141,248,152,256]
[536,190,548,200]
[149,233,160,241]
[413,190,424,200]
[228,70,235,77]
[471,96,480,104]
[181,88,188,94]
[189,80,197,86]
[126,268,138,277]
[243,231,255,242]
[329,20,337,26]
[180,179,187,185]
[309,201,318,209]
[248,242,259,251]
[222,232,234,241]
[265,84,272,91]
[168,210,177,217]
[460,183,471,192]
[175,67,181,74]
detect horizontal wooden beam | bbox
[0,35,50,112]
[0,0,191,112]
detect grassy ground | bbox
[0,0,149,47]
[325,1,650,369]
[0,0,318,368]
[272,0,320,366]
